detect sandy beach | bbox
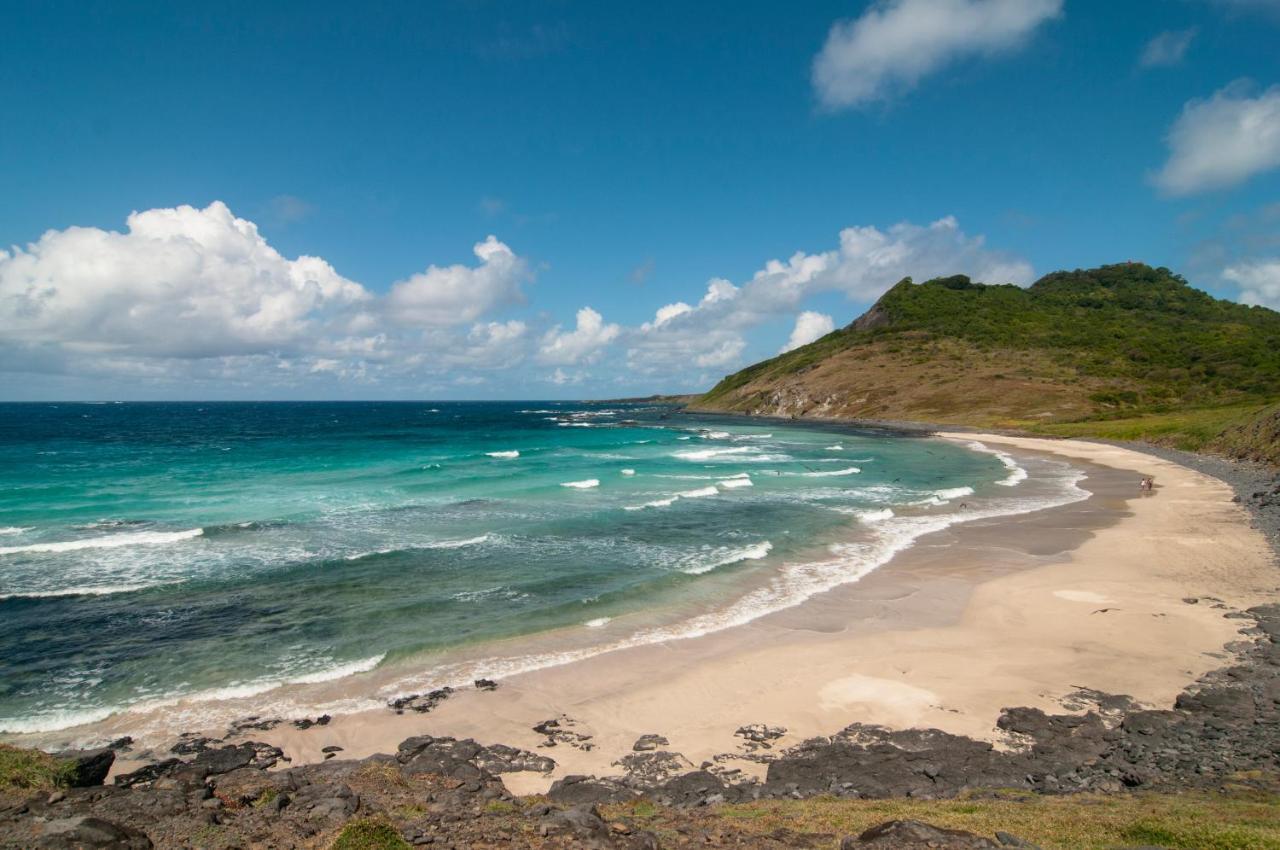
[172,433,1272,795]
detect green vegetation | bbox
[697,264,1280,462]
[603,788,1280,850]
[1029,401,1270,451]
[0,744,73,792]
[330,818,412,850]
[704,264,1280,411]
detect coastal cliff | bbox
[690,264,1280,463]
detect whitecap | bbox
[0,526,32,536]
[934,486,975,500]
[962,440,1029,487]
[798,466,861,477]
[584,617,612,628]
[485,450,519,459]
[679,486,719,498]
[0,528,203,556]
[624,496,679,511]
[620,469,636,476]
[0,583,161,600]
[673,446,758,461]
[561,479,600,489]
[856,509,895,523]
[717,478,753,489]
[681,541,773,575]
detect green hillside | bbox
[692,263,1280,460]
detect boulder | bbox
[36,816,152,849]
[55,748,115,788]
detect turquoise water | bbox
[0,402,1040,736]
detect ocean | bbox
[0,402,1085,740]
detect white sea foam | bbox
[717,477,753,489]
[961,440,1029,487]
[673,446,758,461]
[485,450,520,459]
[620,469,636,477]
[798,466,861,477]
[624,496,679,511]
[0,528,203,556]
[584,617,612,628]
[856,509,895,523]
[0,583,160,600]
[701,431,732,440]
[934,486,975,500]
[290,654,386,685]
[679,486,719,498]
[345,535,492,560]
[826,444,844,451]
[561,479,600,489]
[0,526,32,536]
[681,541,773,575]
[0,654,387,735]
[427,534,492,549]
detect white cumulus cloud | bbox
[0,202,544,391]
[1154,81,1280,195]
[1223,259,1280,309]
[0,201,370,359]
[780,311,836,353]
[386,235,531,326]
[812,0,1062,109]
[538,306,621,365]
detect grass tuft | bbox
[0,744,74,792]
[330,818,411,850]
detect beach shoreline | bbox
[70,433,1271,795]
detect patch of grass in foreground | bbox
[603,789,1280,850]
[330,818,411,850]
[1025,402,1268,452]
[0,744,73,792]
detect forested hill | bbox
[691,264,1280,457]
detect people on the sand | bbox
[1139,477,1155,492]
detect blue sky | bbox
[2,0,1280,399]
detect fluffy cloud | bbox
[1139,28,1197,68]
[781,311,836,353]
[812,0,1062,109]
[1154,82,1280,195]
[0,202,540,389]
[539,307,621,365]
[627,217,1031,374]
[0,201,370,360]
[386,235,530,326]
[1223,259,1280,309]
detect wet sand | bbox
[221,435,1277,794]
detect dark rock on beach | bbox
[388,686,454,714]
[54,748,114,788]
